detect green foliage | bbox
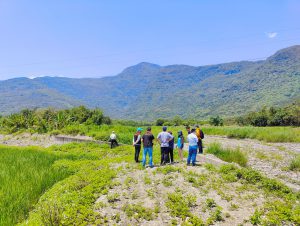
[236,103,300,126]
[0,106,111,133]
[206,143,248,166]
[165,191,196,220]
[122,203,155,221]
[289,155,300,171]
[209,116,224,126]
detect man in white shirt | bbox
[157,126,174,165]
[109,131,118,149]
[187,128,198,166]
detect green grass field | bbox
[0,146,72,225]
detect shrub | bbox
[209,116,223,126]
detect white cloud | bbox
[265,32,278,39]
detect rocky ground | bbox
[203,136,300,191]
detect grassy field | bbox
[0,142,299,225]
[53,124,300,144]
[0,146,72,225]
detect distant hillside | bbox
[1,45,300,120]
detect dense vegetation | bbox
[0,106,111,133]
[236,101,300,126]
[0,45,299,120]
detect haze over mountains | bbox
[1,45,299,120]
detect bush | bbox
[209,116,223,126]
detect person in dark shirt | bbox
[186,126,191,134]
[141,127,155,167]
[168,131,175,163]
[133,128,142,163]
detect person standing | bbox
[133,128,143,163]
[168,131,175,163]
[187,128,198,166]
[176,130,184,162]
[157,126,174,165]
[195,125,204,154]
[142,127,155,167]
[109,131,118,149]
[186,126,191,134]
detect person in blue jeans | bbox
[142,127,155,167]
[187,128,198,166]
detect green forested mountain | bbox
[1,45,299,120]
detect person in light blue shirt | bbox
[157,126,174,165]
[187,128,198,166]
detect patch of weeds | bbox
[250,209,262,225]
[289,155,300,171]
[206,206,223,225]
[94,201,107,209]
[146,189,155,199]
[229,203,239,211]
[206,198,217,209]
[156,165,182,175]
[162,176,173,187]
[204,163,217,172]
[107,193,120,203]
[131,190,138,199]
[255,151,268,160]
[144,174,151,185]
[182,215,205,226]
[122,203,155,221]
[111,213,121,223]
[166,191,196,220]
[124,176,137,188]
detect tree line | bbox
[0,106,112,133]
[235,102,300,127]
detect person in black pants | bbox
[157,126,174,165]
[109,131,118,149]
[168,131,174,163]
[133,128,143,163]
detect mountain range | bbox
[1,45,300,120]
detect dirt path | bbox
[202,135,300,191]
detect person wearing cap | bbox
[142,127,155,167]
[187,128,198,166]
[176,130,184,161]
[157,126,174,165]
[109,131,118,149]
[133,128,143,163]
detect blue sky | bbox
[0,0,300,80]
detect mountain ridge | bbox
[0,45,299,119]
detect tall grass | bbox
[289,155,300,171]
[202,126,300,143]
[0,146,71,225]
[206,142,248,167]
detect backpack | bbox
[196,128,204,139]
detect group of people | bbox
[131,125,204,167]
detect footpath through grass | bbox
[0,146,72,226]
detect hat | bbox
[112,131,115,133]
[137,127,143,132]
[163,126,167,131]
